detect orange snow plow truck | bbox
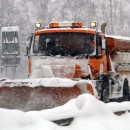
[0,21,130,111]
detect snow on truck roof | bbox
[35,27,96,35]
[106,34,130,41]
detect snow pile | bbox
[31,57,89,78]
[107,102,130,112]
[0,94,130,130]
[30,65,55,78]
[1,78,78,87]
[39,94,113,121]
[26,78,78,87]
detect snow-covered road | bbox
[0,94,130,130]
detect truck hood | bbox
[31,56,89,79]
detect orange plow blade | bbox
[0,78,81,111]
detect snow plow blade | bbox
[0,78,81,111]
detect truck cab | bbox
[26,21,130,103]
[27,22,107,79]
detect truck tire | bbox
[101,76,109,103]
[123,78,130,101]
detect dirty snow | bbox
[0,78,95,89]
[0,78,98,97]
[0,78,78,87]
[0,94,130,130]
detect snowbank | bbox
[107,102,130,112]
[0,94,130,130]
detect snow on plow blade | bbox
[0,78,81,111]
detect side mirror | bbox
[33,35,39,53]
[26,47,29,56]
[101,23,107,34]
[26,34,33,56]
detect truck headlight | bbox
[90,21,98,27]
[35,22,41,28]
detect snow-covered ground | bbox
[0,94,130,130]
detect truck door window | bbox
[33,35,39,53]
[98,37,102,54]
[89,40,96,54]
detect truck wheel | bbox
[123,78,130,101]
[101,76,109,103]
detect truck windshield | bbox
[33,33,95,56]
